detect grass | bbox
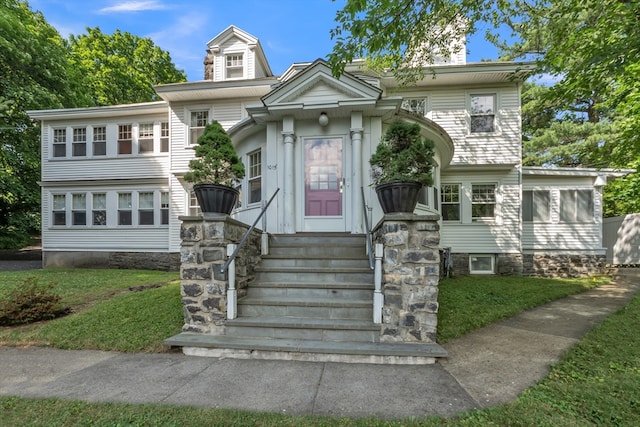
[1,287,639,425]
[0,269,180,352]
[436,275,608,342]
[1,270,634,424]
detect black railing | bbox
[221,188,280,273]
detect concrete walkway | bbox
[0,270,638,420]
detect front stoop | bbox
[164,333,447,365]
[167,232,447,364]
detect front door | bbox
[301,137,346,231]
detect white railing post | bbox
[261,199,269,255]
[227,243,237,319]
[373,243,384,324]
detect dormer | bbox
[203,26,273,81]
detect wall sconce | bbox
[318,112,329,127]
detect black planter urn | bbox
[375,181,422,214]
[193,183,239,215]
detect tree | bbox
[0,0,77,248]
[68,27,187,106]
[328,0,640,216]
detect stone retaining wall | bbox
[179,214,262,334]
[373,214,440,343]
[523,254,606,277]
[42,251,179,271]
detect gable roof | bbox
[206,25,273,77]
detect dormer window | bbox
[226,54,243,79]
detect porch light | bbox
[318,112,329,126]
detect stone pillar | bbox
[179,214,261,334]
[373,214,440,343]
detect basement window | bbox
[469,255,495,274]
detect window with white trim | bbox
[138,192,154,225]
[560,189,593,222]
[160,122,169,153]
[441,184,461,221]
[53,128,67,158]
[188,190,201,216]
[118,124,132,155]
[160,192,169,225]
[248,149,261,204]
[470,94,496,133]
[52,194,66,225]
[118,192,132,225]
[226,54,243,79]
[522,190,550,222]
[93,126,106,156]
[138,123,154,154]
[401,98,427,116]
[471,184,496,220]
[469,255,495,274]
[190,111,208,145]
[92,193,107,226]
[72,127,87,157]
[71,193,86,226]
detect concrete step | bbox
[237,296,373,320]
[268,245,367,258]
[260,257,371,269]
[255,267,374,283]
[269,233,366,248]
[226,316,380,343]
[247,282,373,299]
[164,333,448,364]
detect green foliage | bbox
[183,121,245,186]
[370,121,436,186]
[68,27,186,106]
[0,276,68,326]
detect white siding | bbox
[521,175,603,252]
[44,157,169,181]
[603,214,640,264]
[440,168,521,253]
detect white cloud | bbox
[99,1,170,13]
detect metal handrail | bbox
[221,188,280,273]
[361,187,374,270]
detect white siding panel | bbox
[214,102,243,129]
[296,84,346,105]
[522,223,601,250]
[43,228,169,251]
[168,175,187,252]
[43,156,170,181]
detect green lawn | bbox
[1,270,636,425]
[1,286,639,425]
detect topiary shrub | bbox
[0,276,70,326]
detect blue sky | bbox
[29,0,503,82]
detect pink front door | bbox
[304,138,343,217]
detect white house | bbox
[29,25,624,277]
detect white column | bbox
[351,113,364,233]
[282,131,296,233]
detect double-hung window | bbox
[118,192,132,225]
[160,122,169,152]
[93,126,106,156]
[138,192,154,225]
[190,111,208,145]
[160,192,169,225]
[560,189,593,222]
[72,193,86,226]
[522,190,550,222]
[72,127,87,157]
[92,193,107,226]
[248,150,262,204]
[226,54,243,79]
[441,184,461,221]
[138,123,154,153]
[188,190,201,216]
[53,128,67,158]
[118,124,132,155]
[471,184,496,220]
[52,194,66,225]
[470,94,496,133]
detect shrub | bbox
[0,276,69,326]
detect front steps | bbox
[166,233,447,364]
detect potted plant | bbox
[183,120,245,214]
[370,120,436,213]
